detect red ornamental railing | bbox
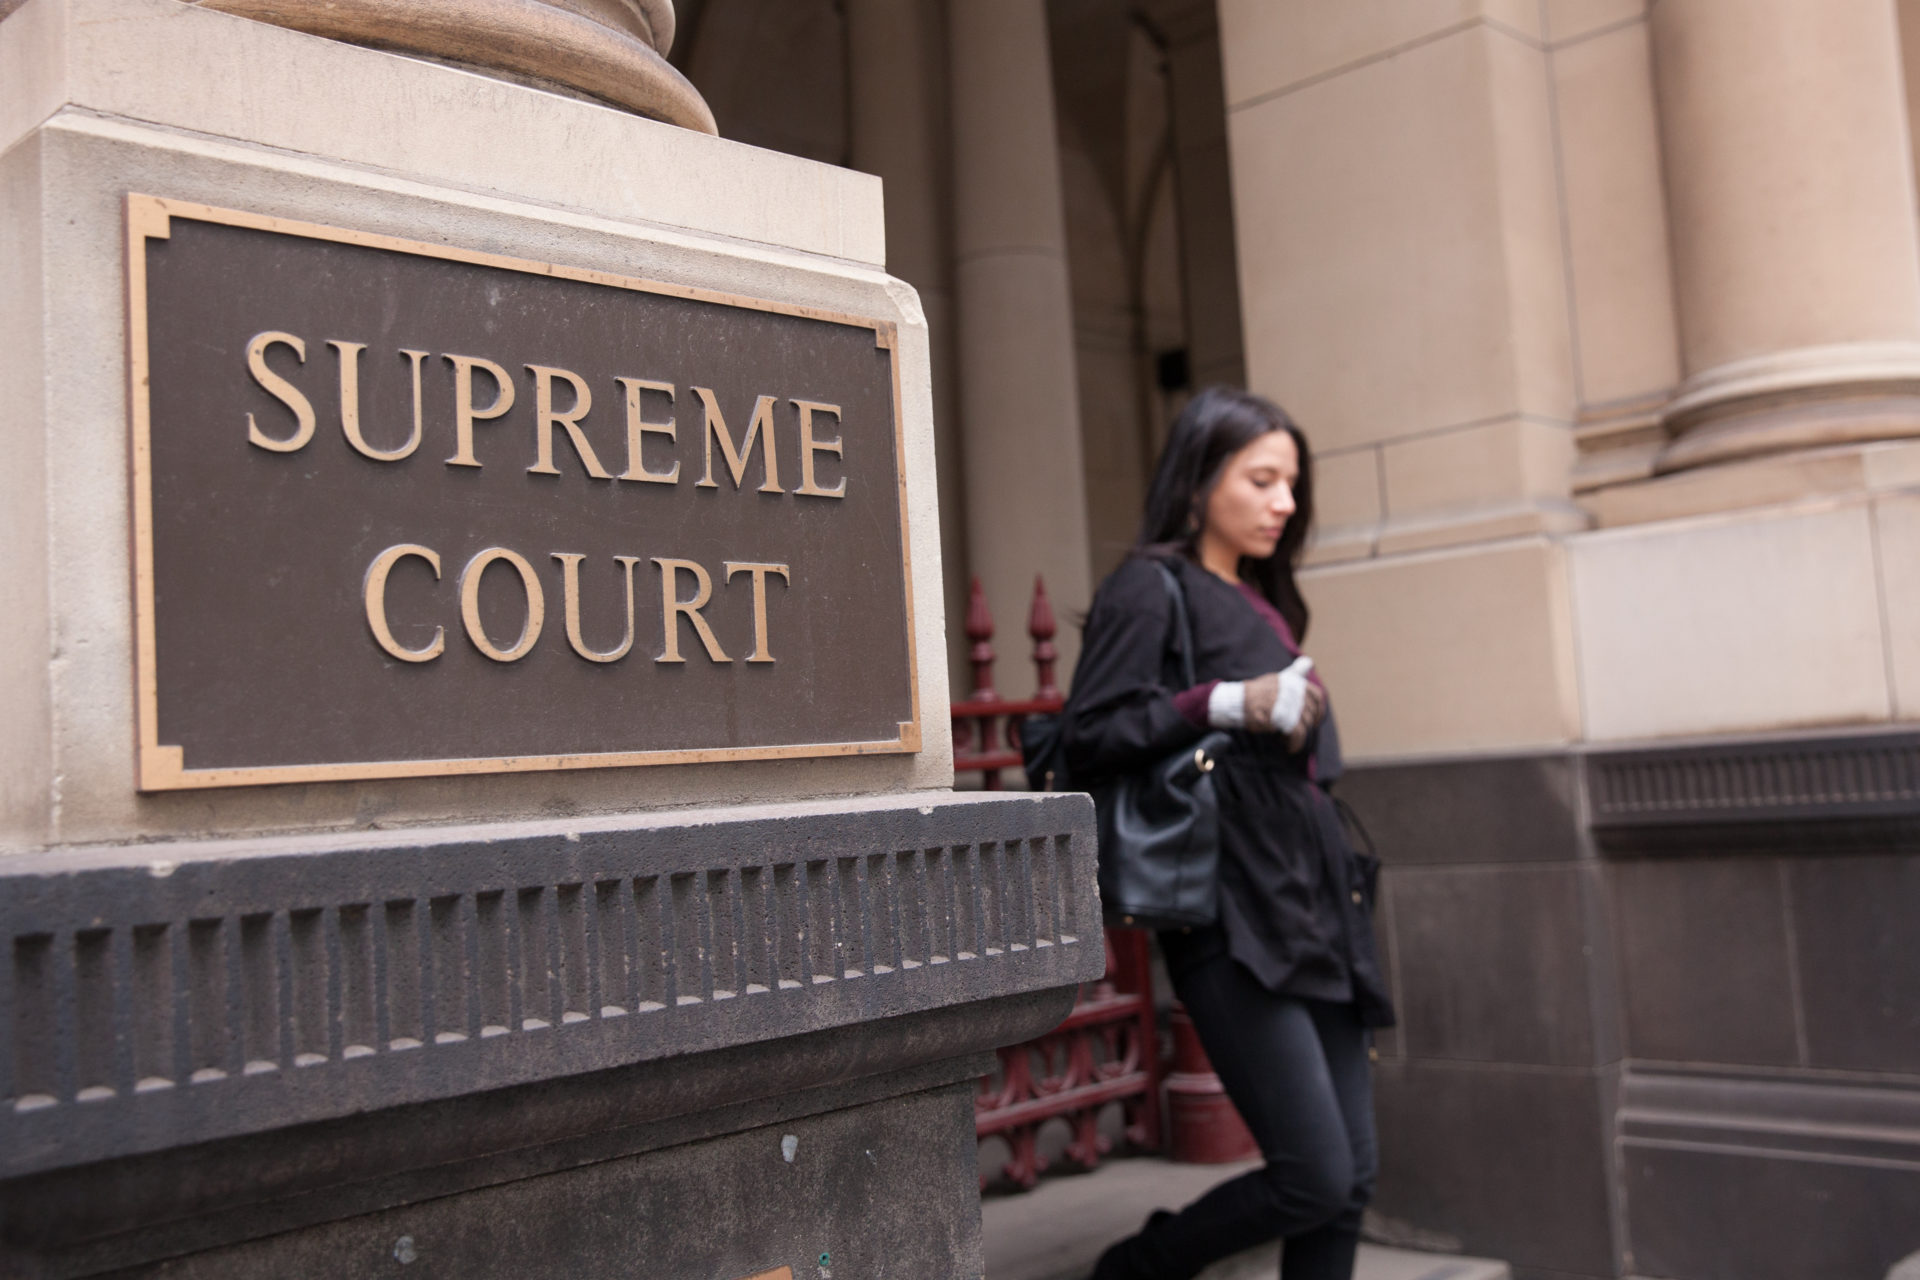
[951,576,1061,788]
[975,929,1161,1188]
[956,575,1163,1188]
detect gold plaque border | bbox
[125,194,923,792]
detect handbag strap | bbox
[1150,560,1198,688]
[1330,792,1379,861]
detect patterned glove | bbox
[1206,656,1314,733]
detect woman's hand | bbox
[1243,656,1316,734]
[1286,681,1327,753]
[1242,671,1280,729]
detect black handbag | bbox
[1094,562,1229,929]
[1018,705,1068,793]
[1018,560,1228,930]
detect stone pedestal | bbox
[0,0,1102,1274]
[0,796,1098,1277]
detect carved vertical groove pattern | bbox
[0,795,1099,1177]
[1585,730,1920,852]
[5,852,1078,1104]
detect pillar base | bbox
[1658,341,1920,472]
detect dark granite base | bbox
[1,994,1066,1277]
[1620,1067,1920,1280]
[1622,1142,1920,1280]
[1339,730,1920,1280]
[93,1077,982,1280]
[1371,1060,1617,1280]
[1344,755,1621,1280]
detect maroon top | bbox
[1172,582,1321,728]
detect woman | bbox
[1065,387,1395,1280]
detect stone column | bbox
[1144,0,1245,392]
[947,0,1093,686]
[1652,0,1920,471]
[845,0,970,695]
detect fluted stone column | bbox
[948,0,1093,686]
[846,0,970,694]
[1653,0,1920,471]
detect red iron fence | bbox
[956,576,1163,1188]
[951,575,1061,788]
[975,928,1162,1188]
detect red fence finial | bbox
[953,572,1065,789]
[1029,575,1059,701]
[966,575,999,702]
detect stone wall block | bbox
[1372,1059,1616,1278]
[0,138,52,846]
[1217,1,1542,110]
[1302,538,1580,759]
[1551,16,1679,410]
[1789,853,1920,1074]
[1228,27,1555,454]
[1389,863,1598,1068]
[1875,490,1920,721]
[1569,502,1890,741]
[1302,447,1382,565]
[1608,856,1802,1066]
[1544,0,1645,44]
[1335,754,1584,867]
[1378,418,1584,552]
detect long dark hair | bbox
[1136,385,1315,640]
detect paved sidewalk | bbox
[982,1157,1509,1280]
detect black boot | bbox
[1089,1210,1175,1280]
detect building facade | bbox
[669,2,1920,1277]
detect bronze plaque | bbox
[126,196,920,790]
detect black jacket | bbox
[1063,552,1395,1027]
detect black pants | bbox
[1097,952,1377,1280]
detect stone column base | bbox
[1659,341,1920,472]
